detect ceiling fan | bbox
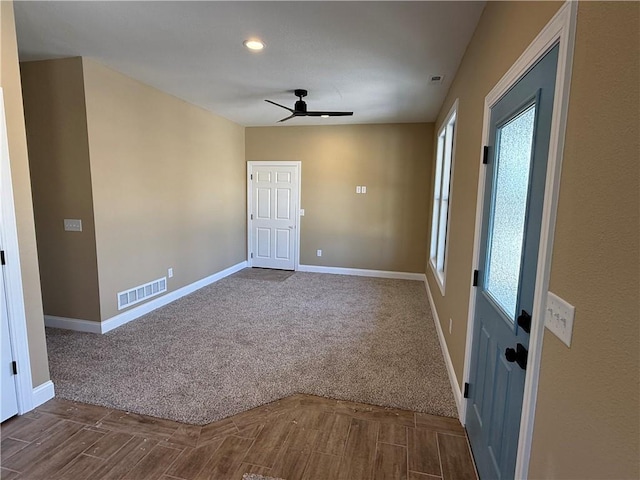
[265,89,353,123]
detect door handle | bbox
[288,226,294,229]
[505,343,528,370]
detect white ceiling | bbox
[14,1,485,127]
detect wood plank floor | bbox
[0,394,477,480]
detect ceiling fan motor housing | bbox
[294,100,307,113]
[294,89,308,112]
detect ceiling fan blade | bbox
[278,113,297,122]
[267,91,354,123]
[306,111,354,117]
[265,99,294,113]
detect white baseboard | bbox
[32,380,55,408]
[44,315,102,333]
[424,278,464,421]
[298,264,426,282]
[45,261,248,334]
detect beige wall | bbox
[0,0,50,387]
[246,124,433,273]
[427,1,639,478]
[529,3,639,478]
[82,59,246,320]
[21,57,101,322]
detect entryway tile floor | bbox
[0,393,477,479]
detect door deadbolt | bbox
[517,310,531,333]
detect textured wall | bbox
[82,59,246,320]
[21,57,101,322]
[246,124,433,273]
[529,2,639,478]
[0,0,50,387]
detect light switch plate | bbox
[300,209,305,216]
[64,219,82,232]
[356,186,361,194]
[362,186,367,194]
[545,291,575,347]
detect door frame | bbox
[461,2,577,478]
[0,87,36,415]
[246,161,302,271]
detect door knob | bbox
[504,343,528,370]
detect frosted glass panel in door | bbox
[486,104,536,319]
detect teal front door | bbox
[466,44,559,480]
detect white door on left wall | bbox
[249,163,299,270]
[1,251,19,422]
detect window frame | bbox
[429,99,458,295]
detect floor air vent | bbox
[118,277,167,310]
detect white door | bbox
[1,249,19,422]
[249,163,299,270]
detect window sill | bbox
[429,258,446,296]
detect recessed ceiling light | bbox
[243,39,264,51]
[321,115,330,118]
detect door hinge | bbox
[250,174,253,180]
[1,250,5,265]
[11,361,17,375]
[482,146,489,165]
[250,214,253,220]
[472,269,479,287]
[250,253,253,259]
[463,382,470,398]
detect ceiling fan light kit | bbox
[265,89,353,123]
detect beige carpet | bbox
[46,270,457,425]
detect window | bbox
[430,101,457,292]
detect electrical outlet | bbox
[63,219,82,232]
[449,318,452,334]
[168,268,173,278]
[356,186,361,194]
[316,249,322,257]
[545,291,575,347]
